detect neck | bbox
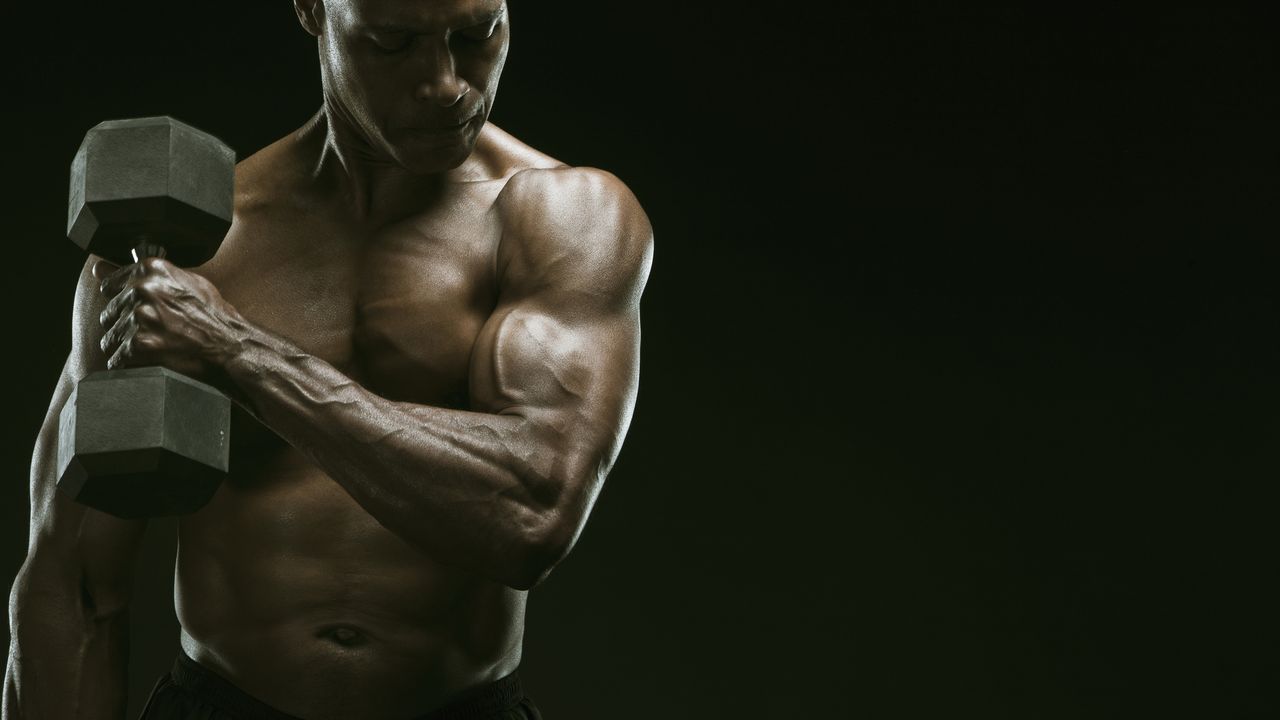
[299,100,457,222]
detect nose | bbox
[413,40,470,107]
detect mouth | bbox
[401,113,478,136]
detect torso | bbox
[174,118,563,719]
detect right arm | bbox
[4,258,149,720]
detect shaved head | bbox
[294,0,511,173]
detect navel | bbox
[318,624,368,647]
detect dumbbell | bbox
[56,116,236,518]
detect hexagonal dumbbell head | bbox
[67,116,235,266]
[57,367,231,519]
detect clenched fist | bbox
[95,257,244,382]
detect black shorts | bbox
[138,648,542,720]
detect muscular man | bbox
[4,0,652,717]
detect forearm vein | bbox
[222,325,556,583]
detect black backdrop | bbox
[2,3,1277,718]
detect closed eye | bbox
[370,32,414,54]
[454,20,500,44]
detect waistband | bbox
[170,646,527,720]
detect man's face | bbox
[313,0,510,173]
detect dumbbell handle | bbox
[130,237,168,263]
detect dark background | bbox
[2,2,1278,718]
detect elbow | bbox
[11,553,129,624]
[500,452,601,590]
[502,511,579,591]
[79,576,132,623]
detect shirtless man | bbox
[4,0,652,717]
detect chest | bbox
[200,199,502,409]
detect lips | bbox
[402,113,476,135]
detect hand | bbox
[95,257,243,380]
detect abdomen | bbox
[174,445,526,718]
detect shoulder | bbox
[230,134,313,216]
[477,122,652,247]
[493,164,654,309]
[497,163,647,228]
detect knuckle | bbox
[133,306,160,326]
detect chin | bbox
[390,135,476,175]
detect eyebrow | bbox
[365,5,506,34]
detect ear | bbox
[293,0,326,37]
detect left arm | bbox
[98,167,653,590]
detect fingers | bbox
[100,303,137,355]
[99,262,144,297]
[102,313,138,370]
[100,286,137,332]
[94,257,201,373]
[102,305,165,370]
[98,256,175,330]
[106,330,137,371]
[98,265,141,367]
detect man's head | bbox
[293,0,510,174]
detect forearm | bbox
[220,322,563,588]
[5,572,130,720]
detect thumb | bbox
[91,258,121,281]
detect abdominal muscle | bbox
[174,441,527,719]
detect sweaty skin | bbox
[4,1,651,719]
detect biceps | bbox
[468,303,639,427]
